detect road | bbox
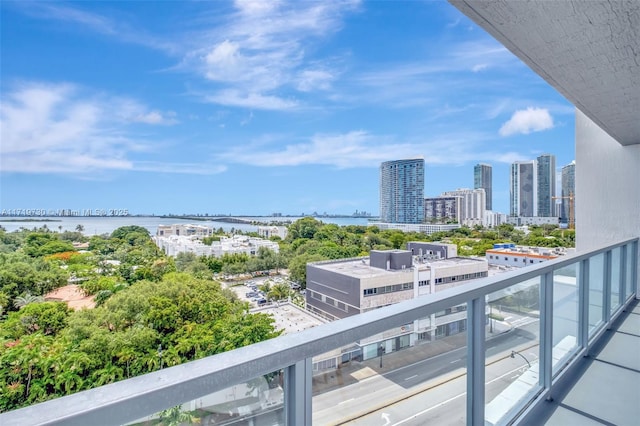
[313,320,540,425]
[207,280,578,426]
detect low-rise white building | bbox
[156,224,214,238]
[506,216,560,226]
[154,234,279,257]
[486,244,574,268]
[257,225,288,241]
[368,222,461,235]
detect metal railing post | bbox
[578,259,589,351]
[284,358,312,425]
[633,241,639,299]
[603,250,612,325]
[466,297,485,425]
[620,245,627,303]
[540,271,553,400]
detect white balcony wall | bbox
[575,109,640,252]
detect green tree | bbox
[288,253,327,288]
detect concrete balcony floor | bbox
[541,300,640,425]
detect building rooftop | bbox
[415,256,487,269]
[310,257,411,279]
[486,246,574,258]
[311,255,486,278]
[252,302,325,335]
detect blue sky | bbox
[0,1,575,216]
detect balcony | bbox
[1,237,637,425]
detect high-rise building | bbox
[379,158,425,224]
[561,161,576,224]
[441,188,486,226]
[424,196,460,223]
[474,163,492,211]
[510,160,537,217]
[536,154,556,217]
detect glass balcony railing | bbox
[0,238,637,426]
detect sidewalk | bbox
[312,333,467,395]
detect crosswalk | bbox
[505,316,539,328]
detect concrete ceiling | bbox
[450,0,639,146]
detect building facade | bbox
[257,225,288,241]
[156,224,215,238]
[536,154,557,217]
[474,163,493,211]
[484,210,508,228]
[441,188,486,227]
[154,235,280,258]
[368,222,461,234]
[424,196,460,223]
[510,160,537,217]
[306,247,489,362]
[379,159,425,224]
[486,244,572,268]
[561,161,576,224]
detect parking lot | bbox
[224,277,325,334]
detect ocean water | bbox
[0,216,372,236]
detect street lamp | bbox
[378,344,385,368]
[511,350,531,368]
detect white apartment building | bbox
[486,244,574,268]
[156,224,214,238]
[257,226,288,241]
[441,188,486,227]
[368,222,461,235]
[484,210,508,228]
[506,216,560,226]
[154,235,280,257]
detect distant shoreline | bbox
[0,218,62,222]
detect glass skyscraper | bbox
[379,158,425,224]
[474,163,492,211]
[510,160,536,217]
[536,154,556,217]
[561,161,576,223]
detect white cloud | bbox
[10,2,178,53]
[499,107,554,136]
[187,1,359,109]
[0,82,218,176]
[472,63,488,72]
[216,130,528,168]
[205,90,298,110]
[133,110,178,125]
[296,69,335,92]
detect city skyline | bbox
[1,1,576,215]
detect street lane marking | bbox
[392,391,466,425]
[338,398,354,405]
[450,359,461,364]
[393,365,536,425]
[404,375,418,381]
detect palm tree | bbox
[13,293,45,309]
[75,224,85,233]
[268,283,291,301]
